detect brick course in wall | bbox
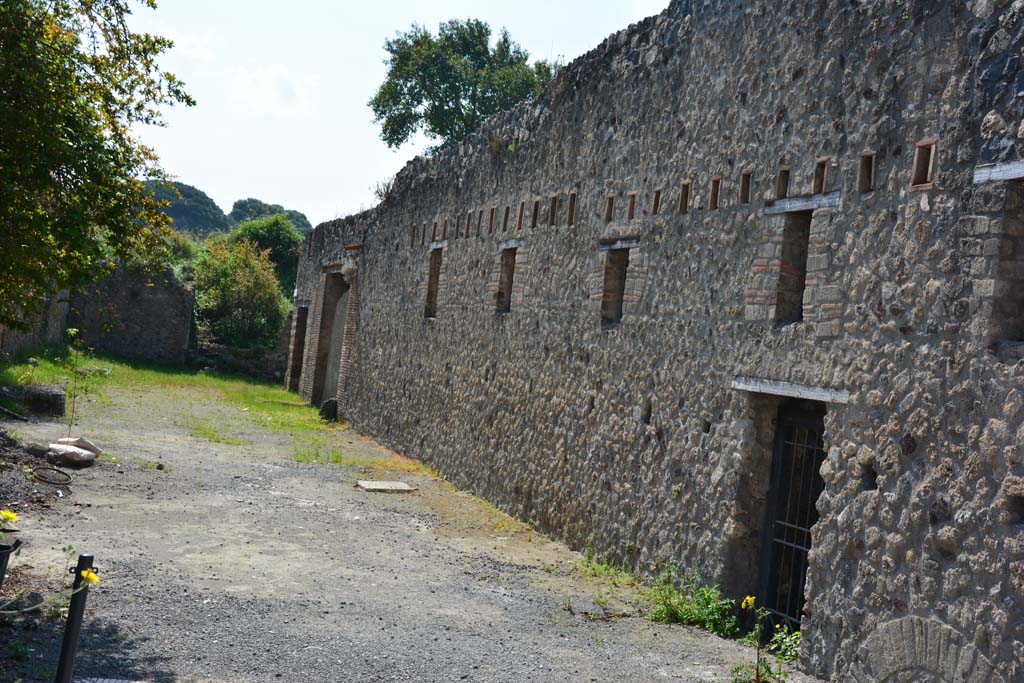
[287,2,1024,680]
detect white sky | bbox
[130,0,670,227]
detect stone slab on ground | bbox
[356,479,417,493]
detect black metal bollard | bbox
[54,553,94,683]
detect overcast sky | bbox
[130,0,669,227]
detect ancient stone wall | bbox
[0,296,69,362]
[68,265,193,366]
[291,1,1024,680]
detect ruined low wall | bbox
[0,296,69,362]
[68,265,193,366]
[290,1,1024,680]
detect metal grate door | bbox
[761,408,826,630]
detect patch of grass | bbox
[7,641,29,661]
[181,418,247,445]
[473,497,531,535]
[574,546,635,587]
[292,443,433,476]
[1,345,335,437]
[97,454,119,464]
[129,457,167,472]
[647,565,738,638]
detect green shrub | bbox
[647,566,738,638]
[229,214,302,294]
[193,239,288,349]
[164,230,200,264]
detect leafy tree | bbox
[145,181,231,235]
[229,214,303,295]
[0,0,192,329]
[193,239,288,349]
[370,19,560,148]
[229,198,312,234]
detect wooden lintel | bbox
[730,376,850,404]
[764,191,840,215]
[973,160,1024,184]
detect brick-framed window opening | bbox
[775,212,812,323]
[652,189,662,215]
[495,247,517,314]
[813,159,828,194]
[678,182,690,213]
[567,193,577,226]
[739,171,753,205]
[549,196,558,226]
[709,177,721,210]
[912,139,936,188]
[601,248,630,328]
[858,153,876,193]
[424,248,442,319]
[776,167,790,199]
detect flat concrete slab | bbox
[356,479,417,493]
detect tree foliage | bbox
[229,214,303,295]
[193,239,287,350]
[0,0,193,328]
[370,19,559,148]
[229,198,312,234]
[144,181,231,235]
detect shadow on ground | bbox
[1,614,176,683]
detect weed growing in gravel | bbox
[730,596,794,683]
[647,566,738,638]
[181,418,247,445]
[292,443,433,476]
[574,546,635,587]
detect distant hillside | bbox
[145,181,231,236]
[229,198,313,234]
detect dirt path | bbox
[2,379,816,683]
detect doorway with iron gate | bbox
[759,401,827,630]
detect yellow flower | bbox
[80,568,100,585]
[0,509,18,524]
[741,595,756,610]
[775,623,782,629]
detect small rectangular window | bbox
[503,206,510,232]
[652,189,662,215]
[410,224,416,247]
[678,182,690,213]
[709,177,721,210]
[531,200,540,228]
[605,196,615,222]
[567,192,577,226]
[495,247,517,314]
[813,159,828,194]
[421,223,427,246]
[424,248,443,319]
[739,170,752,205]
[432,222,438,241]
[488,207,495,234]
[517,202,525,230]
[549,195,558,226]
[776,167,790,199]
[776,211,812,324]
[627,193,637,219]
[601,248,630,328]
[477,210,484,236]
[912,140,936,187]
[858,153,876,193]
[466,212,473,238]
